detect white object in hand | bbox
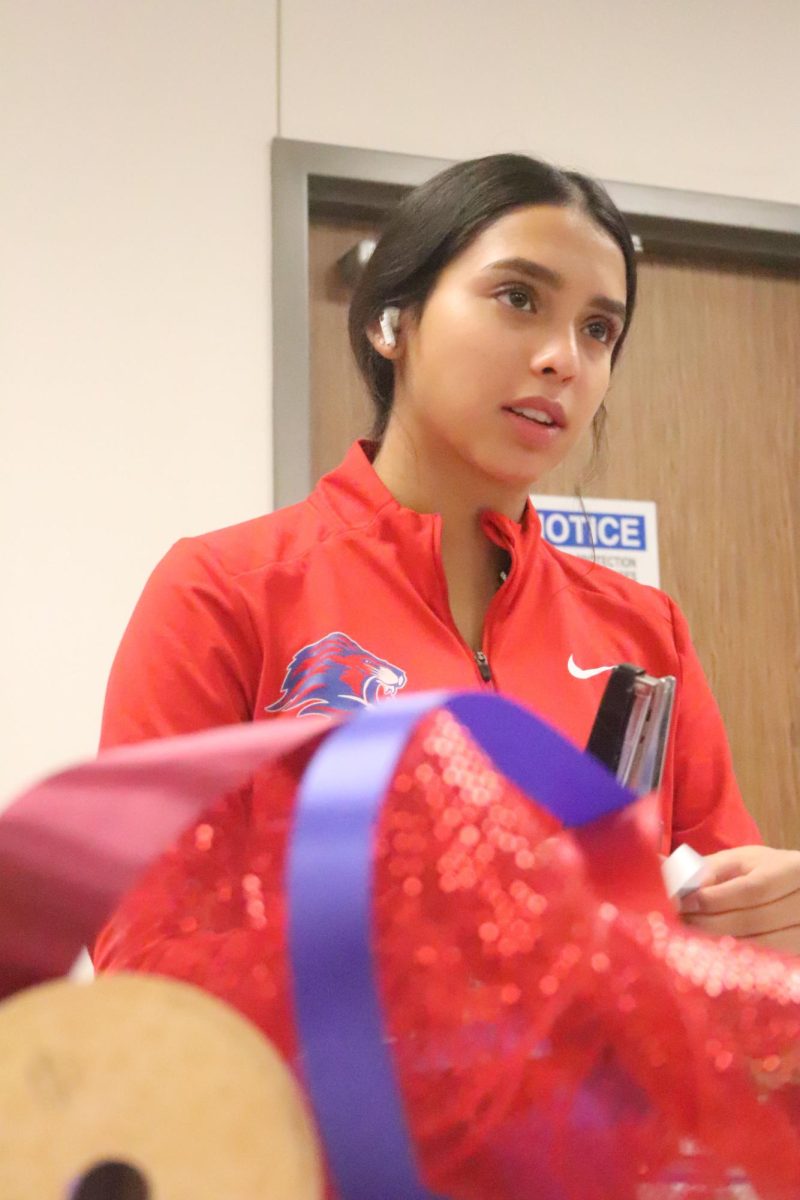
[68,945,95,983]
[662,843,706,900]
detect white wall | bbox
[1,0,798,801]
[0,1,277,798]
[280,0,800,205]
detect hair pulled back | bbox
[348,153,637,443]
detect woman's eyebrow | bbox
[590,294,627,323]
[484,256,563,288]
[483,256,627,323]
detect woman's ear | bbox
[367,307,402,359]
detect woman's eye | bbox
[584,317,617,344]
[498,286,534,312]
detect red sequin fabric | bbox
[95,713,800,1199]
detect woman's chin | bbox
[472,446,552,492]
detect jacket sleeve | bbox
[667,596,761,853]
[100,538,261,749]
[93,539,270,986]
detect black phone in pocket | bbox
[585,664,676,793]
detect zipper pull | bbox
[474,651,493,684]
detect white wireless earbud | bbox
[379,306,400,349]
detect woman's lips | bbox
[502,397,567,428]
[501,397,567,448]
[503,408,561,446]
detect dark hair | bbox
[348,153,637,445]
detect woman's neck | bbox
[372,420,529,526]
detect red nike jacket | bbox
[100,440,759,854]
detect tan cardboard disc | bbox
[0,973,323,1199]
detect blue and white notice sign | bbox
[531,494,660,587]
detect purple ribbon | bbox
[287,691,636,1200]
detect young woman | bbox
[96,153,800,971]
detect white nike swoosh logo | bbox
[567,655,616,680]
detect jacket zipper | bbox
[474,650,493,685]
[431,515,512,691]
[473,548,514,689]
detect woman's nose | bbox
[529,327,579,382]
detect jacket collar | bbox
[312,439,544,578]
[312,440,405,529]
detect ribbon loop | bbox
[288,692,637,1200]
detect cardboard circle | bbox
[0,973,323,1199]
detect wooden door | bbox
[309,215,800,849]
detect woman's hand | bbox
[679,845,800,955]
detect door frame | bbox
[272,137,800,508]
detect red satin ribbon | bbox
[0,717,331,996]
